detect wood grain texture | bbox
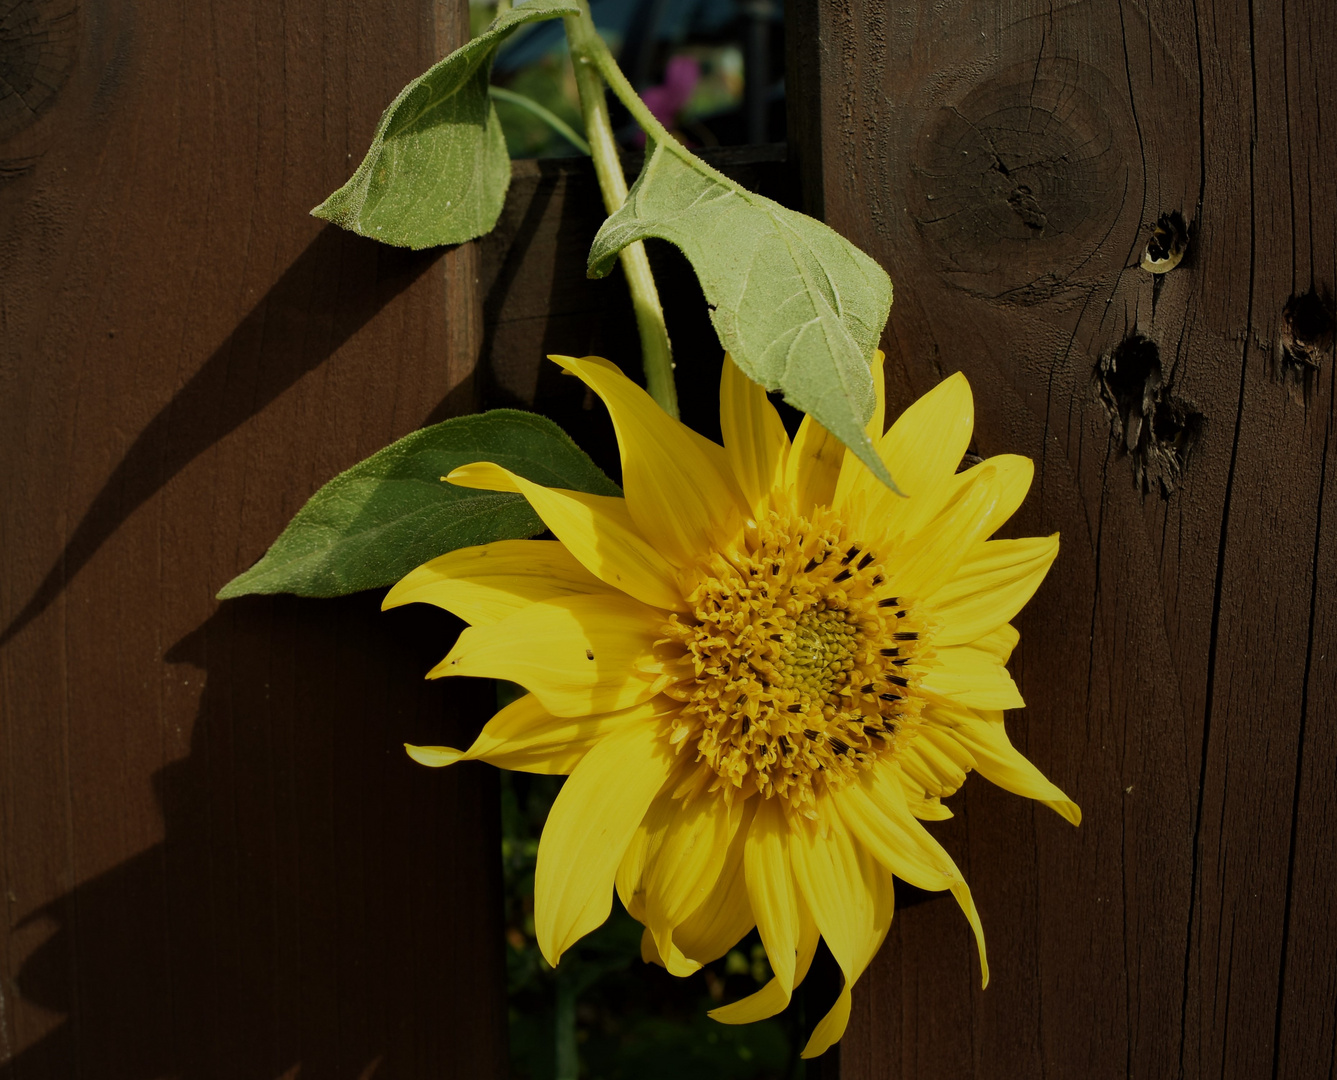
[0,1,508,1077]
[790,1,1336,1077]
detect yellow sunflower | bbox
[387,353,1079,1057]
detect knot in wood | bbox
[0,0,80,141]
[909,59,1129,301]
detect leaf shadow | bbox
[0,593,506,1079]
[1,225,442,647]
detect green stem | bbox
[562,1,678,419]
[554,968,578,1080]
[488,86,591,155]
[579,25,736,188]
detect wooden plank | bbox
[0,1,507,1076]
[788,0,1337,1076]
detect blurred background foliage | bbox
[474,0,787,160]
[474,3,806,1072]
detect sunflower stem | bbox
[554,966,578,1080]
[563,0,679,419]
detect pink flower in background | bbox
[635,55,701,146]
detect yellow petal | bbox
[616,818,651,922]
[404,693,674,775]
[850,371,974,543]
[837,764,988,987]
[933,705,1081,825]
[836,763,963,892]
[926,535,1059,647]
[833,350,887,508]
[550,355,747,566]
[534,720,676,965]
[720,354,789,517]
[898,729,970,798]
[785,414,846,512]
[429,593,667,717]
[949,453,1034,538]
[919,641,1025,711]
[710,900,820,1025]
[383,539,610,625]
[673,799,756,965]
[743,797,802,996]
[901,783,954,820]
[644,793,745,975]
[791,808,895,1058]
[971,622,1021,663]
[884,464,1000,599]
[801,844,896,1058]
[446,462,684,611]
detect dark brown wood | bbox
[786,1,1337,1077]
[0,1,507,1077]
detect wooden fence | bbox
[2,0,1333,1076]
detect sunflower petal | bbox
[949,453,1034,538]
[785,415,846,512]
[644,793,745,975]
[405,693,673,776]
[429,593,667,717]
[885,464,1000,599]
[802,844,896,1058]
[673,799,757,965]
[852,371,974,543]
[720,354,789,517]
[927,535,1059,647]
[836,763,963,892]
[839,763,988,986]
[833,350,887,508]
[384,540,610,625]
[550,355,747,566]
[743,797,802,996]
[534,721,676,965]
[919,641,1025,711]
[446,462,684,611]
[792,807,895,1058]
[898,730,970,798]
[933,705,1081,825]
[710,900,820,1025]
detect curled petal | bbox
[405,693,675,775]
[535,721,677,965]
[384,539,609,625]
[429,593,668,717]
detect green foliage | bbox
[312,0,578,249]
[587,136,897,489]
[217,411,619,599]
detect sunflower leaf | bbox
[218,410,619,599]
[312,0,578,250]
[587,137,897,489]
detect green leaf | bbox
[217,410,619,599]
[587,137,897,489]
[313,0,578,249]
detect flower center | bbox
[660,506,929,815]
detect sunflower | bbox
[387,353,1079,1057]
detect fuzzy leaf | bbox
[313,0,578,249]
[218,410,619,599]
[588,137,896,488]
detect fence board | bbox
[0,2,507,1077]
[788,0,1337,1076]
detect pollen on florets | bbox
[658,505,931,817]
